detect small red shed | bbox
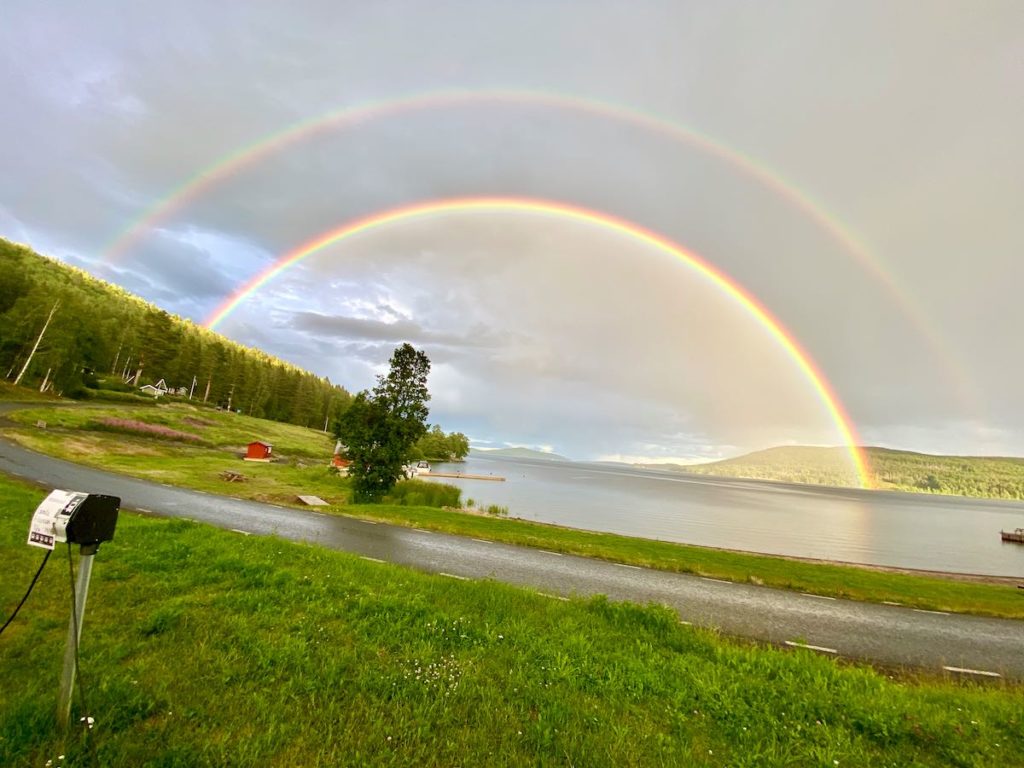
[245,441,273,460]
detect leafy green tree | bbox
[446,431,470,460]
[413,425,470,461]
[336,344,431,501]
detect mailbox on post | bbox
[28,491,119,552]
[27,489,121,729]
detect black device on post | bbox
[63,494,120,549]
[28,490,121,554]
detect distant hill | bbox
[471,447,569,462]
[649,445,1024,500]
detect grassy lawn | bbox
[3,402,1023,620]
[1,476,1022,767]
[2,403,344,505]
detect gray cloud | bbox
[288,311,506,350]
[2,1,1023,459]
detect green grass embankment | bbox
[3,403,1023,619]
[338,504,1024,619]
[1,476,1022,767]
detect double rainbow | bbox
[97,87,975,413]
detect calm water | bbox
[425,455,1024,577]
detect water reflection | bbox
[425,456,1024,577]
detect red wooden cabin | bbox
[246,441,273,460]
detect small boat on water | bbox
[402,461,432,479]
[1001,528,1024,543]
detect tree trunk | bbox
[13,300,59,386]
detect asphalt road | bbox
[2,435,1022,680]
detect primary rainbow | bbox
[204,196,872,488]
[98,87,977,412]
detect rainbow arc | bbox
[203,196,873,488]
[96,87,977,414]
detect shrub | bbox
[92,417,205,444]
[91,378,135,392]
[485,504,509,517]
[383,479,461,508]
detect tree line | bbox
[409,425,470,462]
[0,239,352,429]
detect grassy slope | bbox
[0,382,63,403]
[3,403,1023,619]
[3,402,343,505]
[1,476,1022,767]
[676,446,1024,500]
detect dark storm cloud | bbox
[114,234,236,300]
[61,229,239,323]
[289,311,505,350]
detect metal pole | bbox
[57,549,95,729]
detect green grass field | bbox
[2,402,344,506]
[1,476,1022,767]
[3,402,1023,619]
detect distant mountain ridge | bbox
[471,447,568,461]
[638,445,1024,500]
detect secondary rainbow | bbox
[98,87,977,413]
[204,196,872,488]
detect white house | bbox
[139,378,170,398]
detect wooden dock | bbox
[422,472,505,482]
[1000,528,1024,543]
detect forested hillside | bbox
[667,445,1024,500]
[0,239,351,428]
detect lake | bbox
[425,455,1024,577]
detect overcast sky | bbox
[2,1,1022,463]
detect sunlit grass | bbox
[1,476,1021,767]
[4,402,335,458]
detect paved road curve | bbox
[2,436,1022,679]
